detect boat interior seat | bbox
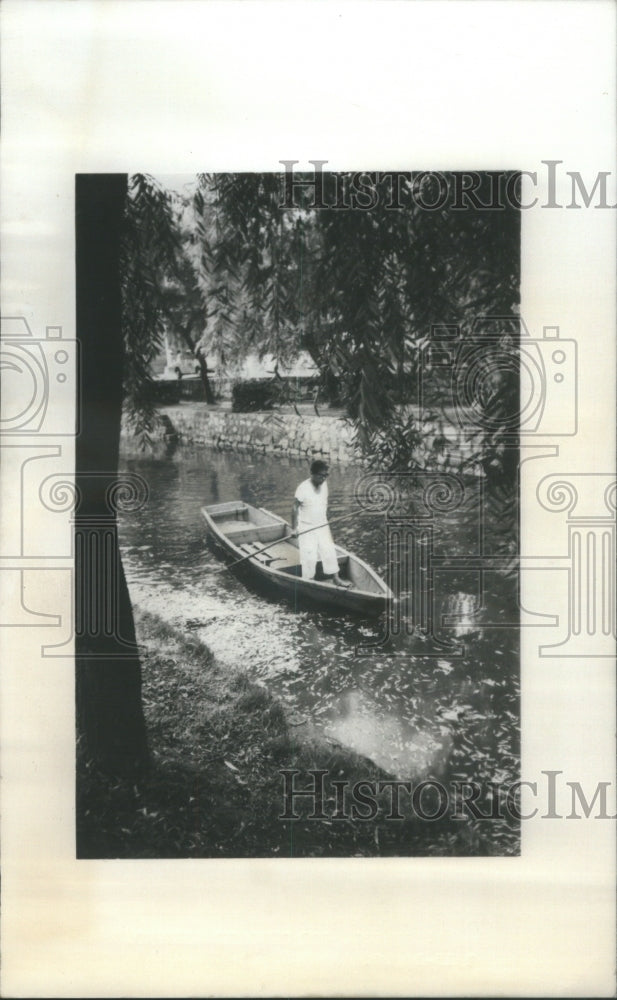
[271,550,351,578]
[239,541,278,565]
[252,540,300,569]
[223,521,253,535]
[269,553,301,569]
[237,540,351,576]
[224,523,284,546]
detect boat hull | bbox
[201,501,392,616]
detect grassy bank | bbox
[77,608,510,857]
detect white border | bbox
[1,1,615,996]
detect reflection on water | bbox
[324,688,452,775]
[119,444,519,800]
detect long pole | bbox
[213,508,360,572]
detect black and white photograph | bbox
[75,169,522,859]
[1,2,615,996]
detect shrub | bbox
[231,379,281,412]
[146,380,181,405]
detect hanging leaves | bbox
[122,170,520,475]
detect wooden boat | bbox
[201,501,392,616]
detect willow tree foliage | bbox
[120,175,215,447]
[195,173,309,370]
[192,171,520,475]
[121,171,519,474]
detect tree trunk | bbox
[75,174,149,776]
[177,325,216,403]
[195,348,216,404]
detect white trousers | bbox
[298,524,339,579]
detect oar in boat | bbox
[211,508,360,573]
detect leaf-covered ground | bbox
[77,608,518,858]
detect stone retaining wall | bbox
[156,406,359,463]
[122,403,485,472]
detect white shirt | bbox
[295,478,328,527]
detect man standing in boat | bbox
[291,460,352,588]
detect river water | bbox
[119,443,519,849]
